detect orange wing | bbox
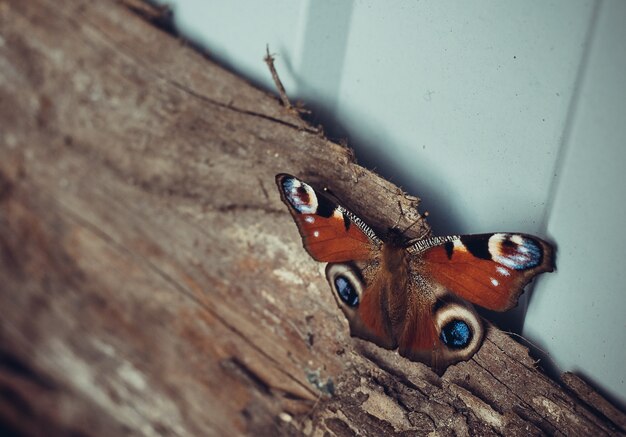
[416,233,555,311]
[326,263,397,350]
[396,293,484,373]
[276,174,379,262]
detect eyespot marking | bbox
[440,320,472,349]
[489,233,543,270]
[281,177,318,214]
[335,275,359,307]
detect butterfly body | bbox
[276,174,554,372]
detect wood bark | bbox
[0,0,624,435]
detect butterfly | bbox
[275,174,556,372]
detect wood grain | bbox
[0,0,623,435]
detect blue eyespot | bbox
[440,320,472,349]
[495,234,543,270]
[335,276,359,307]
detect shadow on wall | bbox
[295,98,537,337]
[160,13,552,378]
[297,99,467,237]
[166,35,626,416]
[190,31,536,333]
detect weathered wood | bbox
[0,0,623,435]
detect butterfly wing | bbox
[276,174,380,262]
[397,286,484,371]
[277,174,393,346]
[396,233,554,371]
[277,174,556,371]
[413,233,555,311]
[326,263,396,350]
[324,244,489,371]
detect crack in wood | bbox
[484,335,544,375]
[357,348,429,396]
[168,79,320,134]
[472,356,560,435]
[221,357,272,395]
[257,177,271,203]
[214,203,284,215]
[0,170,14,203]
[561,373,626,433]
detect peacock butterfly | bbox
[275,174,555,372]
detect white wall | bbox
[157,0,626,407]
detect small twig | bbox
[263,46,312,118]
[264,45,293,110]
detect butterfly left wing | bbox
[276,174,394,348]
[397,286,484,371]
[410,233,555,311]
[325,263,397,350]
[276,174,380,262]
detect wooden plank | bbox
[0,0,623,435]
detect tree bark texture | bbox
[0,0,624,435]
